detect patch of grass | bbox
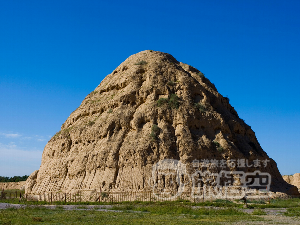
[112,205,135,211]
[89,97,105,104]
[285,207,300,217]
[111,203,263,223]
[0,189,24,196]
[224,96,230,102]
[55,205,64,210]
[213,199,233,204]
[107,109,113,113]
[198,72,205,78]
[157,98,168,107]
[87,121,95,126]
[121,200,241,209]
[101,192,109,200]
[213,141,223,152]
[256,198,300,209]
[53,130,61,137]
[195,102,206,112]
[247,199,266,205]
[150,124,159,140]
[167,81,175,86]
[53,126,73,138]
[252,209,267,215]
[62,127,73,135]
[168,93,180,109]
[90,90,98,95]
[32,216,43,222]
[0,206,263,224]
[195,199,241,208]
[134,60,147,65]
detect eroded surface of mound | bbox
[283,173,300,191]
[26,51,298,196]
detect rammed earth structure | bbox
[26,51,299,197]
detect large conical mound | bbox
[26,50,298,196]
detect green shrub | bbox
[285,207,300,217]
[157,98,168,107]
[195,103,206,112]
[91,90,98,95]
[53,126,73,138]
[157,94,180,109]
[168,94,179,109]
[108,109,113,113]
[167,81,175,86]
[87,121,95,126]
[32,217,43,222]
[198,72,205,78]
[0,191,7,199]
[150,124,159,140]
[213,141,223,152]
[101,192,109,200]
[134,60,147,65]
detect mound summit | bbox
[26,50,298,196]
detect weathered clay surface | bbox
[283,173,300,191]
[25,50,298,196]
[0,181,26,190]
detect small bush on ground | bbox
[150,124,159,140]
[195,102,206,112]
[157,94,180,109]
[90,90,98,95]
[134,60,147,65]
[87,121,95,126]
[157,98,168,107]
[168,94,179,109]
[167,81,175,86]
[213,141,223,152]
[198,72,205,78]
[224,96,230,102]
[101,192,109,199]
[285,207,300,217]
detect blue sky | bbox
[0,0,299,177]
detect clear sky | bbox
[0,0,299,177]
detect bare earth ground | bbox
[226,215,300,225]
[1,203,299,224]
[225,215,300,225]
